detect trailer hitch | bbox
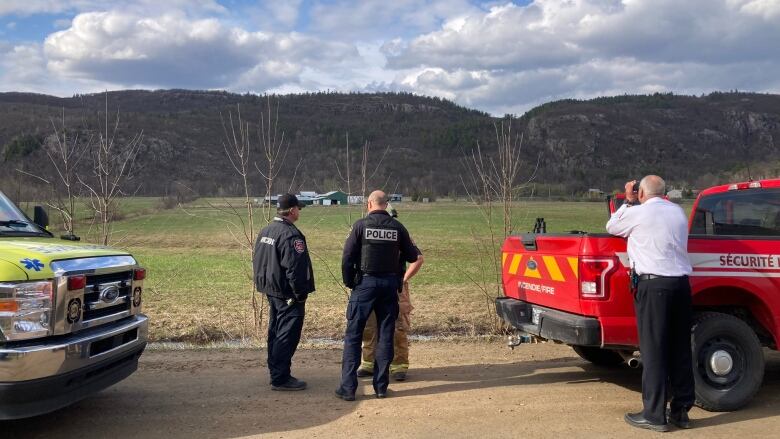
[507,333,536,349]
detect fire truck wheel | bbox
[571,345,624,367]
[692,312,764,412]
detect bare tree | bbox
[215,97,300,341]
[219,104,263,340]
[334,135,391,223]
[253,98,302,224]
[16,109,92,238]
[79,94,144,245]
[460,119,539,331]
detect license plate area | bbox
[531,307,544,325]
[89,327,139,357]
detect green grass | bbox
[51,198,675,342]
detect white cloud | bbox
[43,11,359,90]
[739,0,780,20]
[0,0,225,17]
[2,1,780,115]
[382,0,780,114]
[398,57,780,116]
[308,0,479,39]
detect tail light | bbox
[134,268,146,281]
[579,257,618,299]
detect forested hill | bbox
[1,90,779,198]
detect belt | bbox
[638,274,688,280]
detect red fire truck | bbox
[496,178,780,411]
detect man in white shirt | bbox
[607,175,695,432]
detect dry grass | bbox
[84,198,619,342]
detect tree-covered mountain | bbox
[1,89,779,199]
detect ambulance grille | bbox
[83,271,133,322]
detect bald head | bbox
[640,175,665,201]
[367,190,388,212]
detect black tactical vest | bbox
[360,213,402,274]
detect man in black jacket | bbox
[335,191,419,401]
[253,194,315,391]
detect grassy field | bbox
[36,197,676,342]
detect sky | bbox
[0,0,779,115]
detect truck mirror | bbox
[33,205,49,229]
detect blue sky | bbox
[0,0,778,115]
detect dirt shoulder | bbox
[5,340,780,438]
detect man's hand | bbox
[625,180,638,203]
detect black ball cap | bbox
[278,193,305,209]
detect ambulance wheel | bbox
[693,312,764,412]
[571,346,624,367]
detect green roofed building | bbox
[314,190,348,206]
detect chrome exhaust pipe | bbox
[619,351,642,368]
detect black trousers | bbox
[339,275,400,394]
[634,276,695,423]
[266,295,306,386]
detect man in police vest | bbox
[336,191,419,400]
[357,203,424,381]
[253,193,315,391]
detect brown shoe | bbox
[391,371,407,381]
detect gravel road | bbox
[5,340,780,438]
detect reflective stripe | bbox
[568,257,578,277]
[543,256,564,281]
[508,254,522,275]
[390,363,409,373]
[504,253,579,282]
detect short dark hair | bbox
[277,207,293,217]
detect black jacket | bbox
[342,210,418,289]
[253,217,315,300]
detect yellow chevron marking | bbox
[502,252,508,268]
[508,254,522,275]
[568,257,578,277]
[543,256,565,282]
[523,257,542,278]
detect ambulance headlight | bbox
[0,281,55,341]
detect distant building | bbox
[587,188,604,199]
[259,195,278,206]
[313,190,348,206]
[667,189,683,200]
[389,193,403,202]
[348,195,365,205]
[260,190,353,206]
[295,192,317,205]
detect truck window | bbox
[0,191,40,234]
[691,188,780,236]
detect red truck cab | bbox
[497,178,780,411]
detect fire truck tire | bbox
[692,312,764,412]
[571,346,624,367]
